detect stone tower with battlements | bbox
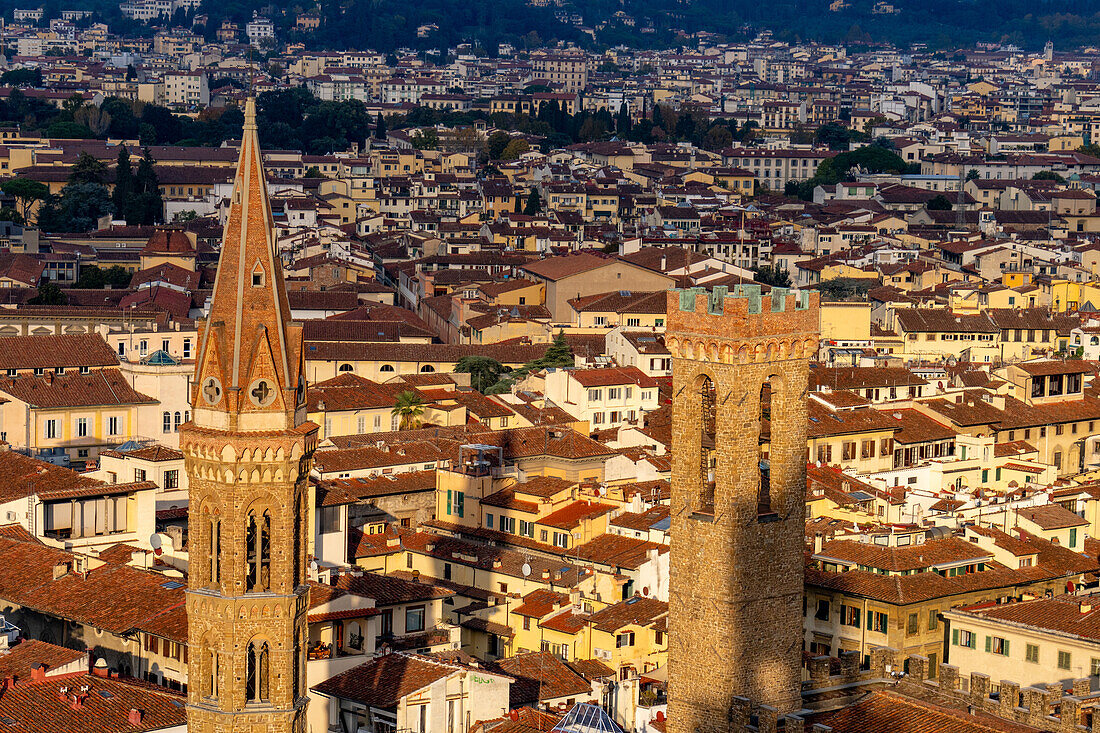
[665,285,818,732]
[182,98,318,733]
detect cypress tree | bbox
[112,146,133,223]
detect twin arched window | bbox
[246,640,270,703]
[246,509,271,592]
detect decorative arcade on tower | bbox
[181,98,319,733]
[665,285,818,733]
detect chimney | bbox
[128,709,143,726]
[492,558,502,569]
[541,569,550,580]
[32,664,47,683]
[2,674,13,691]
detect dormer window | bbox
[251,263,265,287]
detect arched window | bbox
[379,364,395,373]
[173,411,182,431]
[245,509,271,592]
[420,364,435,373]
[203,646,219,700]
[758,379,775,516]
[292,632,303,701]
[162,411,171,434]
[292,495,303,588]
[208,514,221,587]
[338,363,354,372]
[698,375,716,512]
[245,640,269,703]
[184,410,191,423]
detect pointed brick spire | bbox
[191,98,306,431]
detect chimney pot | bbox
[32,664,47,682]
[128,708,143,726]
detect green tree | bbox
[104,265,133,288]
[0,68,42,87]
[374,112,387,140]
[530,331,574,370]
[616,103,631,133]
[523,189,542,215]
[1,178,50,224]
[36,183,112,233]
[74,265,107,288]
[132,149,162,226]
[753,265,792,288]
[501,139,530,160]
[304,166,322,178]
[1033,170,1066,183]
[455,356,506,393]
[28,281,67,306]
[966,169,981,181]
[926,194,954,211]
[487,131,511,160]
[112,146,134,222]
[69,152,109,185]
[411,129,439,150]
[391,391,426,430]
[703,124,733,151]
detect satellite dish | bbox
[522,562,532,577]
[149,534,162,550]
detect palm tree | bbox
[391,391,426,430]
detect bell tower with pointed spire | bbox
[183,98,318,733]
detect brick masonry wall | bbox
[667,287,818,731]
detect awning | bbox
[639,666,667,683]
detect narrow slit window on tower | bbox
[758,379,776,517]
[252,263,265,287]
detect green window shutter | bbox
[952,629,959,646]
[1003,640,1010,657]
[447,489,452,515]
[981,469,988,483]
[457,492,464,518]
[867,611,873,630]
[995,468,1001,481]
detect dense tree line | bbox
[13,0,1100,53]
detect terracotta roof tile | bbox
[0,673,187,733]
[813,689,1042,733]
[0,334,118,371]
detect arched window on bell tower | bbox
[202,644,219,701]
[292,494,303,588]
[245,639,270,703]
[698,374,717,513]
[209,513,221,588]
[758,378,775,517]
[245,509,271,592]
